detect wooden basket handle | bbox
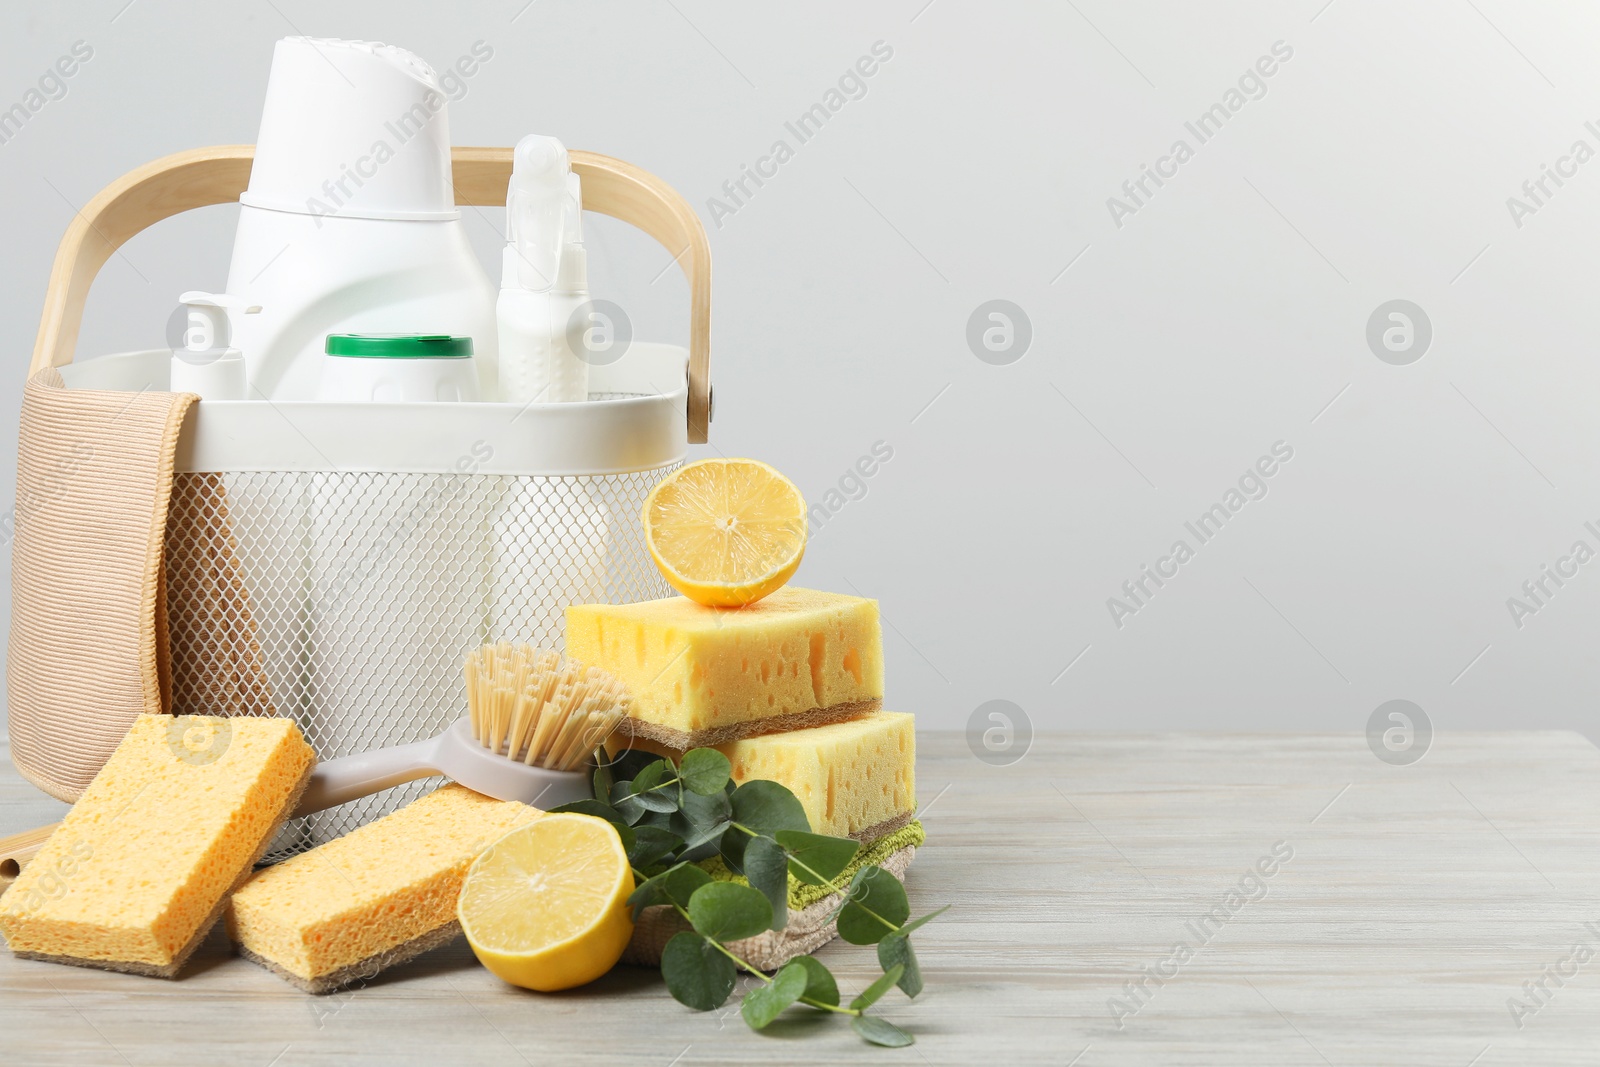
[29,145,713,443]
[0,822,57,894]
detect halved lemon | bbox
[458,814,635,992]
[643,458,807,607]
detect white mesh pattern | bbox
[162,465,677,859]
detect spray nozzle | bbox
[506,134,579,292]
[556,171,587,292]
[564,171,583,245]
[178,291,262,353]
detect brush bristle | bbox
[464,643,629,771]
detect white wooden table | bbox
[2,730,1596,1065]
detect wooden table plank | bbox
[2,731,1597,1065]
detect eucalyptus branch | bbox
[570,744,934,1047]
[629,775,681,798]
[730,821,905,935]
[661,892,859,1016]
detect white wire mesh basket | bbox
[63,344,691,857]
[23,147,712,858]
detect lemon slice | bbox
[643,458,807,607]
[458,813,635,992]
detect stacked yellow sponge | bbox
[567,586,885,748]
[228,784,539,993]
[570,589,917,842]
[623,712,916,841]
[0,714,315,978]
[711,712,915,840]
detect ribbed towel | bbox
[7,369,193,801]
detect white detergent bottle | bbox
[496,135,590,405]
[224,38,497,401]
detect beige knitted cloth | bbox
[7,370,195,801]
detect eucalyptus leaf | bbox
[743,836,790,932]
[627,825,683,869]
[631,789,680,815]
[668,788,731,862]
[791,955,839,1008]
[900,905,950,936]
[660,862,713,910]
[774,829,858,886]
[661,932,735,1011]
[849,964,904,1011]
[730,780,811,836]
[740,961,808,1030]
[626,877,663,921]
[851,1014,914,1048]
[719,824,752,871]
[673,788,732,837]
[679,818,731,853]
[601,746,663,784]
[631,759,674,795]
[689,786,733,816]
[592,760,614,801]
[550,798,627,828]
[836,866,910,946]
[637,807,678,833]
[679,747,732,796]
[677,838,722,865]
[876,933,922,997]
[687,882,772,942]
[626,861,712,921]
[609,781,646,825]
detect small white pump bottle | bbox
[496,135,590,405]
[170,291,261,401]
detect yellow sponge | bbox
[620,712,916,841]
[227,784,540,994]
[0,714,315,978]
[566,587,883,748]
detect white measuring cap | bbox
[241,37,459,221]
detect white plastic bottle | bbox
[314,333,480,403]
[224,38,497,402]
[170,292,259,401]
[496,135,590,406]
[491,135,606,645]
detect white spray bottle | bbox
[497,134,590,405]
[491,135,608,646]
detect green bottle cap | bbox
[324,334,474,359]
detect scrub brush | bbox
[465,643,629,771]
[263,644,626,817]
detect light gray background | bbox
[0,1,1595,740]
